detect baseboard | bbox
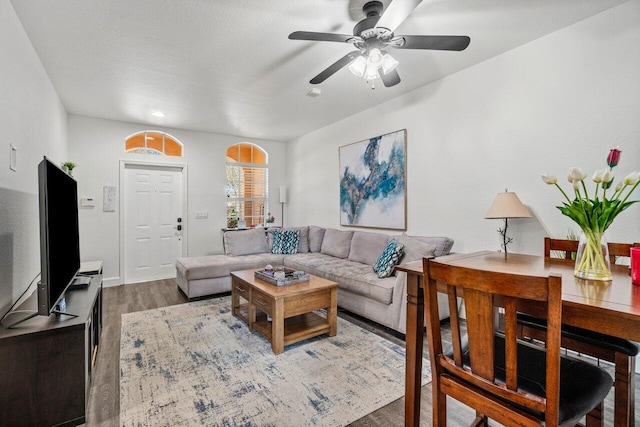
[102,277,121,287]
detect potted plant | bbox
[265,213,275,224]
[227,206,239,229]
[63,161,76,176]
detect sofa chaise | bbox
[176,226,453,334]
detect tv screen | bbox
[37,157,81,315]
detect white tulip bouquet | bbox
[542,148,639,279]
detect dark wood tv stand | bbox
[0,274,102,426]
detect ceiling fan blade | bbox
[395,35,470,51]
[289,31,354,43]
[375,0,423,33]
[380,69,401,87]
[310,51,360,84]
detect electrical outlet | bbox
[196,211,209,219]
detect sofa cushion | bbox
[348,231,390,265]
[223,228,269,256]
[268,226,309,253]
[391,235,453,257]
[410,235,454,257]
[308,226,326,252]
[320,229,354,259]
[176,253,285,280]
[271,229,300,254]
[284,253,395,305]
[373,239,404,278]
[396,234,436,263]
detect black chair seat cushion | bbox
[518,313,639,356]
[448,334,613,424]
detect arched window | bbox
[125,131,183,156]
[226,143,268,228]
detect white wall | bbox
[286,1,640,254]
[0,0,68,315]
[68,115,286,285]
[5,0,638,304]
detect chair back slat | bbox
[463,288,495,381]
[423,257,564,422]
[447,286,464,367]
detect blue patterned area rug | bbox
[119,296,430,426]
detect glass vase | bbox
[574,230,612,281]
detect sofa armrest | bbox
[393,271,450,334]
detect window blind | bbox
[226,163,269,227]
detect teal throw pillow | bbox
[271,229,300,254]
[373,239,405,278]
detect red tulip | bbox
[607,148,621,168]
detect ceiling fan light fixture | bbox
[381,53,399,75]
[348,55,367,77]
[290,0,470,88]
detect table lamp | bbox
[485,190,531,255]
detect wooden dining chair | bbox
[423,257,613,427]
[544,237,639,265]
[543,237,579,261]
[608,241,640,264]
[519,237,640,426]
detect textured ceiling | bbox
[11,0,628,142]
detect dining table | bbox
[396,251,640,427]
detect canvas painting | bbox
[339,129,406,230]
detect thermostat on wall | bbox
[80,197,95,208]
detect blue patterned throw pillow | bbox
[373,239,405,278]
[271,229,300,254]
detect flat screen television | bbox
[37,156,81,315]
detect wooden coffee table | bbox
[230,269,338,354]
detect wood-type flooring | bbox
[86,279,637,426]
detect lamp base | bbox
[497,218,513,255]
[281,202,284,228]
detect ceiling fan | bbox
[289,0,470,88]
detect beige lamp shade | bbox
[485,192,531,219]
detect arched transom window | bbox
[226,143,268,228]
[125,131,183,157]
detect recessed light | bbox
[306,88,322,97]
[151,111,165,118]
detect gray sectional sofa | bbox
[176,226,453,334]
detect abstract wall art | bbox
[339,129,407,230]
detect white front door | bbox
[123,164,184,284]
